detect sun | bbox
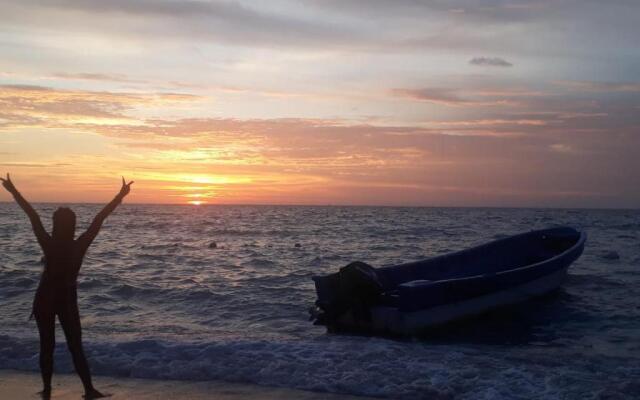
[188,200,205,206]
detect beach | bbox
[0,369,375,400]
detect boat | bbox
[310,227,587,336]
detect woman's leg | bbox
[35,310,55,397]
[57,293,103,397]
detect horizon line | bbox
[0,200,637,212]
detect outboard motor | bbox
[310,261,384,328]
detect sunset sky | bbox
[1,0,639,207]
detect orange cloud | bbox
[0,84,199,129]
[1,84,639,207]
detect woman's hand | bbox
[119,176,134,197]
[0,173,17,194]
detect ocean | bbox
[0,204,638,399]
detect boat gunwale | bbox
[379,227,587,287]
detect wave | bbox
[1,334,637,399]
[241,258,277,268]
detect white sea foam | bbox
[1,334,637,399]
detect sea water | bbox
[1,204,638,399]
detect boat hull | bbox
[369,266,569,335]
[311,227,587,336]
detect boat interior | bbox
[376,227,582,289]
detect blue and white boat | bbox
[310,227,587,335]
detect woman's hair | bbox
[52,207,76,240]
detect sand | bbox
[0,369,376,400]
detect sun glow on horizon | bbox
[140,173,252,185]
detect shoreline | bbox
[0,369,377,400]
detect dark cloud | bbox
[305,0,549,23]
[390,88,518,107]
[392,88,474,106]
[0,0,638,61]
[1,0,363,50]
[469,57,513,67]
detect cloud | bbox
[0,84,200,128]
[469,57,513,67]
[1,0,364,50]
[390,87,517,107]
[51,72,147,84]
[391,88,470,106]
[2,83,640,207]
[549,143,576,154]
[555,80,640,92]
[305,0,550,24]
[0,161,72,167]
[0,0,637,66]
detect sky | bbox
[0,0,639,207]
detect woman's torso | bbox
[39,239,87,289]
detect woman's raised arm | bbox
[1,174,50,248]
[77,177,133,248]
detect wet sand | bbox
[0,369,375,400]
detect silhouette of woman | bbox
[1,174,133,399]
